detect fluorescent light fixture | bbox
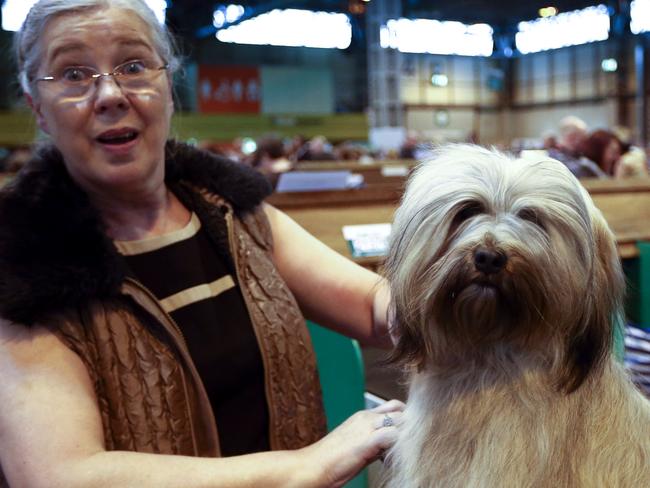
[601,58,617,72]
[431,74,449,86]
[538,6,558,17]
[216,9,352,50]
[213,4,245,29]
[631,0,650,34]
[515,5,610,54]
[2,0,167,31]
[379,18,493,57]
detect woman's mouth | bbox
[96,129,139,145]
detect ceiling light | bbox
[539,6,558,17]
[431,74,449,87]
[516,5,610,54]
[601,58,618,72]
[381,18,494,56]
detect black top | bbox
[116,213,270,456]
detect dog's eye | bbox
[454,202,483,224]
[518,208,546,231]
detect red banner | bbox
[198,66,261,113]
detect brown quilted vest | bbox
[50,197,327,457]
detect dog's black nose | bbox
[474,248,507,274]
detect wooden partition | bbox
[582,178,650,259]
[295,160,416,185]
[269,175,650,269]
[267,184,401,270]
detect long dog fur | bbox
[383,145,650,488]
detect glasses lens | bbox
[44,62,166,99]
[54,66,94,96]
[115,62,166,93]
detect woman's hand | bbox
[300,399,406,488]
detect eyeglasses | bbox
[35,59,169,98]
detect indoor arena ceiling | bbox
[168,0,610,32]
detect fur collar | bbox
[0,140,272,325]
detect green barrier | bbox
[637,241,650,329]
[307,321,367,488]
[617,241,650,360]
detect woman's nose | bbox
[93,75,129,112]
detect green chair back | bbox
[307,321,367,488]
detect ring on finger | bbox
[382,413,395,427]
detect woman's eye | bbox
[61,67,90,83]
[120,61,146,75]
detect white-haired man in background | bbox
[548,115,607,179]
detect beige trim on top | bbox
[115,213,201,255]
[160,275,236,313]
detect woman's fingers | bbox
[304,399,407,487]
[370,398,406,414]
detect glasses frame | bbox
[34,61,169,91]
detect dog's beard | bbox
[430,248,551,357]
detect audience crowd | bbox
[2,117,649,183]
[200,117,650,183]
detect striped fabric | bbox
[624,325,650,397]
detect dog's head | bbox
[385,144,624,392]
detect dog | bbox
[382,144,650,487]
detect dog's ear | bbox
[387,309,429,370]
[557,210,623,393]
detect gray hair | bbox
[14,0,181,97]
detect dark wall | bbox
[0,30,20,110]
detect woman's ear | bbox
[25,93,50,135]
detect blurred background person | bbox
[296,135,336,161]
[613,126,650,178]
[581,129,623,177]
[249,135,293,187]
[548,116,607,178]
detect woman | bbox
[581,129,623,177]
[0,1,402,486]
[581,129,650,179]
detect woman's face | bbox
[602,139,622,175]
[30,7,174,198]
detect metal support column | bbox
[635,36,648,147]
[366,0,403,128]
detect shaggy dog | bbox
[382,145,650,487]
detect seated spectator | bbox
[399,133,419,159]
[334,141,374,163]
[615,147,649,178]
[296,135,336,161]
[249,136,293,186]
[541,131,558,151]
[612,126,649,178]
[547,116,607,179]
[581,129,623,176]
[285,134,306,162]
[2,147,32,174]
